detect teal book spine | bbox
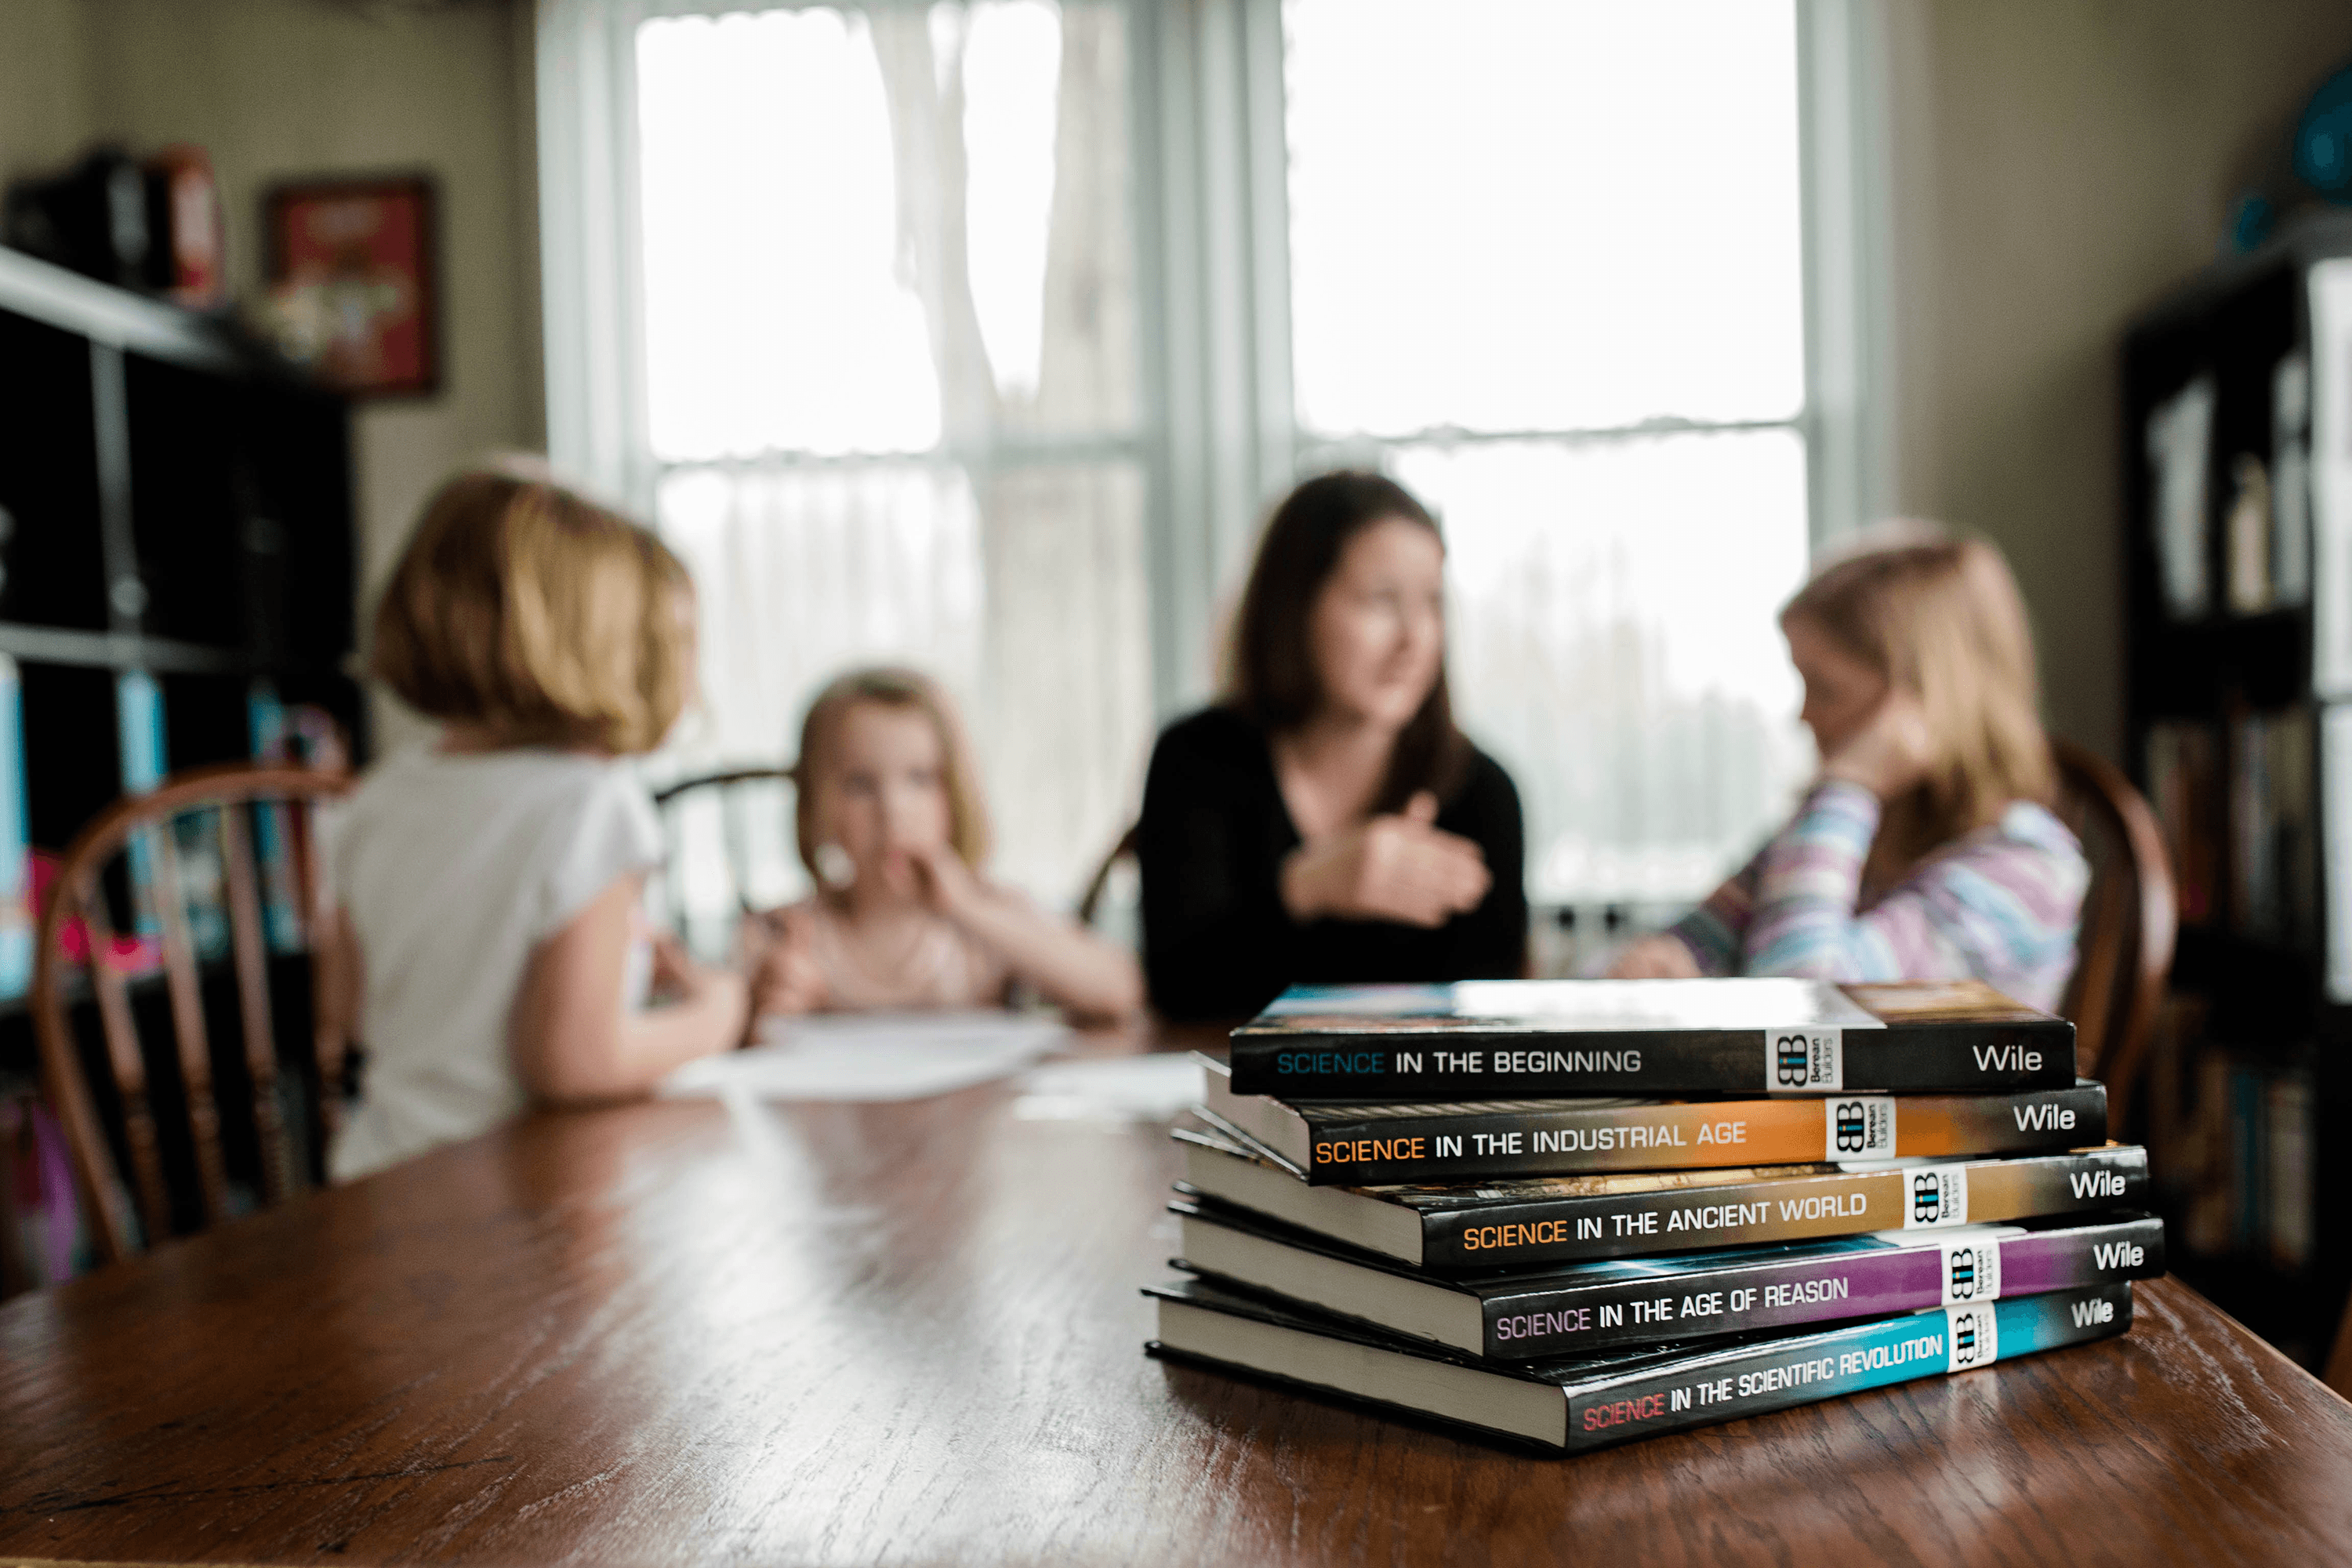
[115,670,169,946]
[246,682,303,951]
[1562,1284,2130,1452]
[0,655,30,997]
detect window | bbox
[543,0,1850,936]
[1282,0,1813,906]
[625,2,1150,917]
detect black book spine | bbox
[1229,1019,2076,1098]
[1415,1145,2151,1272]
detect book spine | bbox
[1304,1084,2108,1185]
[1229,1020,2077,1099]
[1420,1145,2150,1272]
[114,670,169,946]
[1480,1215,2163,1359]
[1563,1283,2133,1454]
[246,681,304,952]
[0,655,29,999]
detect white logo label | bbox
[1902,1165,1971,1229]
[1938,1238,2003,1305]
[1945,1303,1999,1371]
[1767,1027,1843,1091]
[1825,1096,1896,1160]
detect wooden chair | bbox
[32,762,354,1267]
[1076,820,1140,929]
[2049,737,2177,1138]
[650,767,797,945]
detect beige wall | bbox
[1882,0,2352,762]
[0,0,97,183]
[2,0,537,754]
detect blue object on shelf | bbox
[2294,64,2352,201]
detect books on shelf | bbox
[2146,720,2221,924]
[0,655,29,999]
[2147,374,2215,619]
[2145,710,2315,939]
[2311,260,2352,691]
[2325,706,2352,1001]
[1229,977,2075,1099]
[2274,351,2313,607]
[1144,978,2156,1452]
[2165,1047,2314,1271]
[1148,1276,2133,1454]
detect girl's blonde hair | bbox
[1783,524,2053,877]
[371,466,693,754]
[792,666,992,884]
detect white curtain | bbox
[630,2,1149,913]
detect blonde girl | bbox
[329,468,747,1180]
[746,667,1142,1022]
[1612,526,2089,1010]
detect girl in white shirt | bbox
[328,469,748,1180]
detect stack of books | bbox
[1144,978,2165,1453]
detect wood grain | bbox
[3,1023,2349,1566]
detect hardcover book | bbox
[1175,1122,2152,1272]
[1229,978,2075,1099]
[1169,1198,2163,1360]
[1146,1276,2134,1453]
[1201,1056,2108,1185]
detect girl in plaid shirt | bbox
[1613,527,2087,1011]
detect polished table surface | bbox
[5,1025,2351,1566]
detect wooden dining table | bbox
[4,1021,2350,1566]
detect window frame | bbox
[535,0,1892,744]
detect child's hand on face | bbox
[901,843,989,924]
[1822,691,1936,800]
[749,909,827,1018]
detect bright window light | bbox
[961,0,1064,401]
[1284,0,1804,437]
[1285,0,1813,906]
[637,9,942,457]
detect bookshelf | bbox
[2122,209,2352,1367]
[0,245,360,1085]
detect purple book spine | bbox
[1480,1217,2165,1360]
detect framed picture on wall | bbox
[262,175,440,397]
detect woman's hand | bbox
[1606,933,1700,979]
[747,909,828,1018]
[1280,791,1491,928]
[1821,691,1936,800]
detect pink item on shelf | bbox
[28,848,162,974]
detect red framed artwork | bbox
[263,176,440,397]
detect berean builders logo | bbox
[1775,1033,1811,1087]
[1947,1247,1978,1300]
[1833,1101,1868,1153]
[1950,1308,1989,1367]
[1911,1171,1943,1224]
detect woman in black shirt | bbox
[1138,471,1528,1020]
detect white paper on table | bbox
[1011,1054,1206,1123]
[659,1011,1070,1102]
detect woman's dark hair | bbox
[1225,470,1471,809]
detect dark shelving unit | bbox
[0,245,361,1083]
[2122,209,2352,1368]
